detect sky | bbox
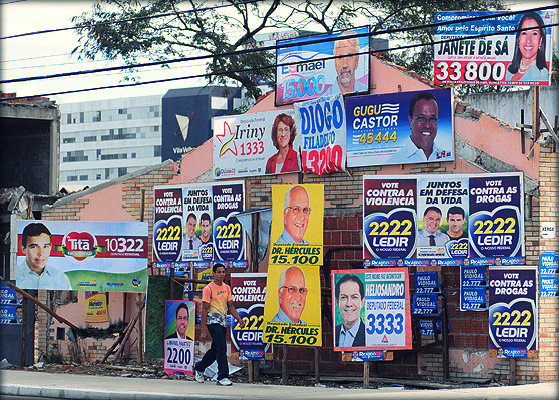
[1,0,557,105]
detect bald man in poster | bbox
[272,266,308,324]
[276,186,311,244]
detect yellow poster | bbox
[84,292,108,323]
[270,184,324,266]
[263,265,322,346]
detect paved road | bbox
[1,370,558,400]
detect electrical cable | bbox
[2,5,557,100]
[0,0,264,40]
[5,18,558,101]
[1,4,555,85]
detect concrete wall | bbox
[462,84,559,129]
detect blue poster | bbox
[539,252,559,297]
[460,265,488,311]
[414,271,440,293]
[346,88,453,167]
[488,268,537,357]
[275,26,369,105]
[417,318,442,336]
[412,292,440,315]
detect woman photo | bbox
[265,113,300,174]
[506,11,549,82]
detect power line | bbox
[2,4,556,86]
[0,0,264,40]
[5,17,558,101]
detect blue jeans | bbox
[195,323,228,380]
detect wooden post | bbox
[281,345,289,385]
[520,109,525,154]
[136,293,144,363]
[6,283,79,331]
[248,359,254,383]
[363,361,370,388]
[510,358,517,385]
[314,347,319,385]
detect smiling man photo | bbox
[334,274,365,347]
[277,185,311,244]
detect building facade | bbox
[60,95,163,189]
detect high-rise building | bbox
[60,95,163,189]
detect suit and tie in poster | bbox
[164,300,196,375]
[331,269,412,351]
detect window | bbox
[96,174,101,180]
[56,327,65,340]
[79,175,88,181]
[67,175,78,182]
[84,136,97,142]
[153,126,159,132]
[66,114,72,124]
[79,112,84,123]
[131,153,136,158]
[62,151,87,162]
[92,111,101,122]
[154,145,161,157]
[96,149,101,160]
[63,137,76,144]
[105,168,110,179]
[118,167,127,177]
[100,153,127,160]
[211,96,229,110]
[118,108,127,114]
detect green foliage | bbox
[73,0,511,99]
[145,275,184,360]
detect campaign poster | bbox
[230,273,271,360]
[539,252,559,297]
[263,265,322,347]
[346,88,454,167]
[488,268,537,358]
[417,319,442,336]
[212,183,246,262]
[331,268,412,351]
[434,10,554,86]
[460,264,488,311]
[412,292,442,315]
[153,182,246,264]
[468,173,524,264]
[16,220,148,292]
[294,94,346,175]
[194,262,213,290]
[270,184,324,266]
[363,172,524,266]
[275,26,369,106]
[153,187,183,263]
[414,271,440,294]
[164,300,195,375]
[342,350,388,362]
[182,184,214,261]
[84,292,108,323]
[212,110,300,180]
[0,285,21,305]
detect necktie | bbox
[429,235,435,246]
[189,239,193,250]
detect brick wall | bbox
[538,145,559,382]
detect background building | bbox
[60,95,163,189]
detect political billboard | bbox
[460,264,488,311]
[212,110,300,180]
[539,252,558,297]
[263,265,321,347]
[363,172,524,266]
[230,273,271,360]
[269,184,324,266]
[153,182,246,263]
[164,300,195,375]
[294,94,347,175]
[434,10,554,86]
[488,267,537,358]
[16,220,148,292]
[275,26,369,106]
[332,268,412,351]
[345,88,454,167]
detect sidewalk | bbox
[1,369,558,399]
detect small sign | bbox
[540,222,556,239]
